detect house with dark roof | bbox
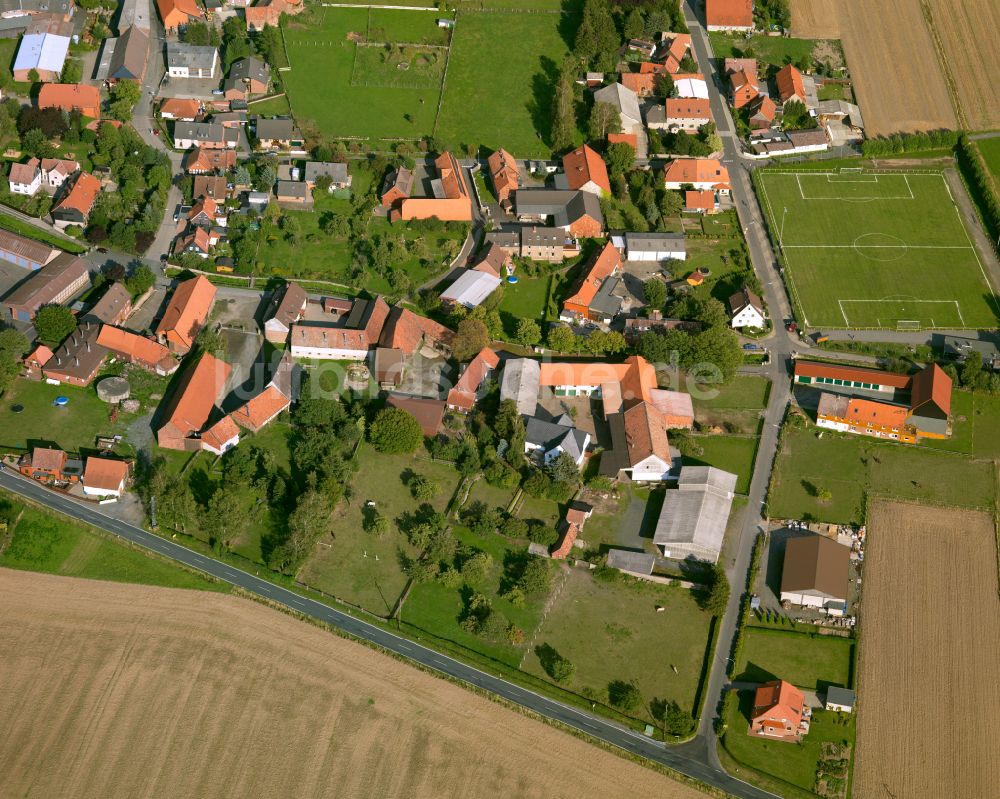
[514,189,604,238]
[380,166,413,209]
[263,282,307,343]
[4,254,89,321]
[254,117,304,151]
[42,320,107,387]
[524,415,590,467]
[386,393,446,437]
[100,25,149,83]
[166,42,218,79]
[374,346,404,389]
[173,122,238,150]
[304,161,350,191]
[85,282,132,325]
[780,534,851,610]
[728,285,766,329]
[223,56,270,100]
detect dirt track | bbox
[853,502,1000,798]
[0,569,709,799]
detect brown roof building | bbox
[184,147,237,174]
[155,275,217,354]
[380,166,413,208]
[42,321,107,387]
[487,148,518,209]
[263,281,308,343]
[157,353,232,450]
[193,175,228,201]
[85,282,132,325]
[386,393,446,437]
[4,255,89,322]
[780,534,851,608]
[379,306,454,356]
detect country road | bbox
[0,468,777,799]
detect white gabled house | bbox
[728,285,766,329]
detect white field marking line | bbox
[825,172,878,183]
[838,298,849,325]
[838,299,963,327]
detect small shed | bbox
[606,549,655,576]
[825,686,856,713]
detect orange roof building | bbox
[157,353,232,451]
[82,457,130,497]
[155,275,217,354]
[97,325,178,375]
[552,503,593,559]
[184,147,237,174]
[379,306,454,356]
[706,0,753,31]
[775,64,807,105]
[908,363,951,438]
[793,360,911,391]
[560,144,611,196]
[561,240,622,321]
[244,0,302,32]
[230,386,290,432]
[748,95,777,130]
[157,0,203,31]
[160,97,201,120]
[730,68,760,109]
[399,151,473,222]
[750,680,811,741]
[200,414,241,456]
[685,189,718,213]
[487,148,518,209]
[447,347,499,412]
[38,84,101,119]
[51,172,101,229]
[663,158,730,192]
[663,98,712,131]
[607,132,638,150]
[621,72,658,97]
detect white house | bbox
[728,286,766,329]
[41,159,80,190]
[621,232,687,262]
[166,42,219,79]
[289,323,370,361]
[82,457,129,499]
[825,687,856,714]
[8,159,41,196]
[524,415,590,467]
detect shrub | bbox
[369,407,423,453]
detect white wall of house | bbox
[629,455,672,482]
[83,482,124,498]
[289,344,367,360]
[665,179,725,192]
[201,434,239,456]
[780,590,842,609]
[550,383,601,396]
[665,116,710,133]
[731,306,766,328]
[577,180,604,196]
[816,417,850,433]
[9,174,40,195]
[628,248,686,262]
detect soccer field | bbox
[757,169,1000,329]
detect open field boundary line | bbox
[782,244,975,249]
[320,3,437,9]
[837,298,964,328]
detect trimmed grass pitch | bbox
[757,169,999,329]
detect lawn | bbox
[400,525,547,668]
[722,694,856,797]
[692,374,770,433]
[975,137,1000,184]
[522,568,715,716]
[972,392,1000,459]
[817,82,845,101]
[0,501,228,592]
[282,8,442,138]
[0,375,161,457]
[368,7,451,45]
[757,169,999,329]
[678,234,755,310]
[435,9,579,157]
[683,434,759,494]
[296,444,462,614]
[246,94,291,116]
[0,212,88,253]
[769,424,996,524]
[708,33,827,68]
[734,627,854,690]
[252,165,468,292]
[499,273,552,334]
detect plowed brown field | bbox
[0,569,709,799]
[789,0,840,37]
[922,0,1000,131]
[837,0,956,136]
[854,502,1000,798]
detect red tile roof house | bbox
[263,282,308,343]
[749,680,812,742]
[728,67,760,109]
[399,152,474,222]
[472,241,513,279]
[380,166,414,210]
[663,158,731,193]
[18,447,83,484]
[22,343,53,379]
[447,347,499,412]
[558,144,611,196]
[379,306,454,357]
[386,393,446,437]
[607,131,639,150]
[184,147,237,175]
[748,95,777,130]
[157,0,203,32]
[160,97,201,121]
[660,98,712,133]
[487,147,518,210]
[552,502,593,559]
[560,240,622,322]
[38,83,101,119]
[155,275,217,355]
[156,353,232,451]
[685,189,719,213]
[51,172,101,231]
[200,414,241,456]
[82,457,130,499]
[97,325,178,376]
[289,296,390,360]
[775,64,808,106]
[706,0,753,32]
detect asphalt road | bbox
[0,468,776,799]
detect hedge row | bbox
[956,135,1000,249]
[726,532,766,677]
[860,130,960,158]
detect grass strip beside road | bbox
[0,211,88,254]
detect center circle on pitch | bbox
[853,232,908,261]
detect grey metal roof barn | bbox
[653,466,737,563]
[594,81,641,127]
[625,232,686,255]
[500,357,540,416]
[606,549,655,575]
[304,161,349,185]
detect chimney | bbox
[74,357,79,366]
[651,309,662,321]
[86,340,91,352]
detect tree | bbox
[34,305,76,345]
[588,101,622,141]
[781,100,817,131]
[961,350,983,387]
[0,327,29,396]
[608,679,643,712]
[688,325,744,383]
[575,0,619,68]
[206,485,243,549]
[27,68,39,85]
[552,61,576,152]
[452,317,489,362]
[817,487,833,502]
[547,324,577,353]
[60,58,83,85]
[546,452,581,488]
[515,318,541,347]
[655,72,675,99]
[124,264,155,297]
[643,278,667,311]
[461,551,494,584]
[652,699,695,736]
[277,489,332,567]
[20,128,55,159]
[410,474,437,501]
[670,294,729,328]
[369,407,423,453]
[536,643,575,683]
[701,564,730,617]
[183,21,212,45]
[605,141,635,178]
[108,80,141,122]
[363,510,389,536]
[517,557,551,594]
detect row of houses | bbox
[17,447,131,499]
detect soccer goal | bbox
[839,167,864,174]
[897,320,922,331]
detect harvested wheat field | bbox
[854,501,1000,799]
[834,0,957,136]
[0,569,708,799]
[789,0,840,38]
[922,0,1000,131]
